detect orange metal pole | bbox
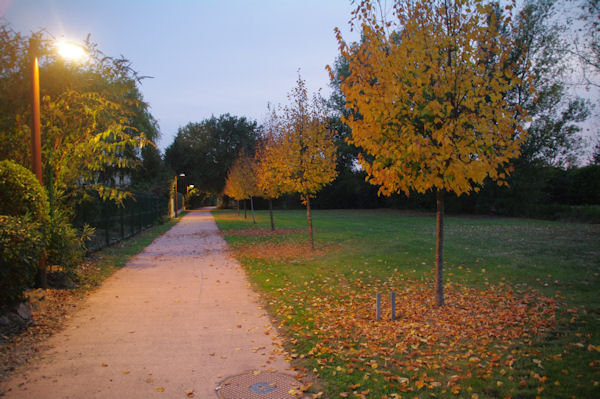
[31,54,42,183]
[30,41,46,288]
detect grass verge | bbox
[213,209,600,398]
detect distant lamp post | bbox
[174,173,185,217]
[29,37,87,288]
[186,184,194,210]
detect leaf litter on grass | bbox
[265,270,560,396]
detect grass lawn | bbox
[213,209,600,398]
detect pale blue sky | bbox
[2,0,359,149]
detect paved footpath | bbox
[0,210,291,398]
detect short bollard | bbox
[376,293,381,321]
[391,291,396,321]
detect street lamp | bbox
[29,37,87,288]
[174,173,185,217]
[30,38,88,186]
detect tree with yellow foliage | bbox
[268,75,338,249]
[255,107,288,231]
[223,150,259,223]
[334,0,530,305]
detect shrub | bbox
[535,205,600,223]
[0,159,49,221]
[0,215,44,304]
[46,208,93,274]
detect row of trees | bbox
[214,0,598,307]
[158,0,598,307]
[224,76,338,249]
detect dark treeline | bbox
[247,163,600,220]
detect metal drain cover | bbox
[216,371,300,398]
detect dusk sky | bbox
[1,0,360,150]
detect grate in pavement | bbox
[216,371,300,398]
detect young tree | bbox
[255,107,288,230]
[335,0,529,306]
[223,150,259,223]
[271,75,338,249]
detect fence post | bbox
[120,205,124,241]
[130,201,135,237]
[104,201,110,247]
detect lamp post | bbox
[29,37,87,288]
[174,173,185,217]
[30,39,42,184]
[186,184,194,210]
[30,38,87,185]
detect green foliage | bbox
[535,204,600,223]
[0,159,49,221]
[571,0,600,88]
[0,22,156,206]
[0,215,44,304]
[130,145,172,198]
[46,209,94,273]
[164,114,259,194]
[508,0,590,166]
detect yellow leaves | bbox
[258,74,338,200]
[155,387,165,392]
[224,150,259,201]
[338,0,525,198]
[265,262,559,394]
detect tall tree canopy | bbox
[508,0,590,167]
[336,0,530,305]
[164,114,259,195]
[0,23,157,205]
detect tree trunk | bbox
[435,189,445,307]
[250,195,256,224]
[306,196,314,250]
[236,200,240,216]
[268,198,274,231]
[35,254,47,289]
[243,199,247,219]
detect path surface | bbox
[0,210,291,398]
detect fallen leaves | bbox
[265,271,559,395]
